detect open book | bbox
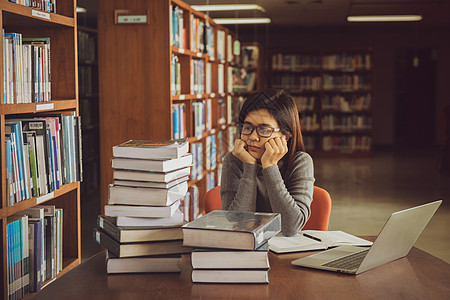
[268,230,373,254]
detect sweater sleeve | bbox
[262,152,315,236]
[220,152,258,211]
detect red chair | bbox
[203,186,331,231]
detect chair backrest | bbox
[203,185,331,231]
[303,186,332,231]
[203,186,222,213]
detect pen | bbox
[303,233,322,242]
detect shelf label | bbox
[117,15,147,24]
[197,52,202,57]
[210,56,215,61]
[36,103,54,111]
[210,93,216,98]
[196,94,202,99]
[37,192,54,204]
[115,9,149,24]
[210,129,216,134]
[179,95,185,100]
[32,10,50,20]
[178,48,185,54]
[96,232,100,243]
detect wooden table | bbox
[32,244,450,299]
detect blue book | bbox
[7,223,13,300]
[6,121,28,201]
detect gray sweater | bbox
[220,151,315,236]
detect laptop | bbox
[291,200,442,275]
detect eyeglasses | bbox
[238,123,281,138]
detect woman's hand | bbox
[261,136,288,169]
[232,139,257,164]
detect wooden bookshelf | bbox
[0,0,81,298]
[271,50,373,155]
[98,0,244,220]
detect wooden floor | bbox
[81,148,450,263]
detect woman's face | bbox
[240,109,285,160]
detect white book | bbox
[113,175,189,189]
[116,209,185,227]
[111,154,192,173]
[113,139,189,160]
[108,181,188,206]
[106,254,181,274]
[113,166,190,183]
[105,200,181,218]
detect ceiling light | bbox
[76,6,87,13]
[192,4,265,13]
[347,15,423,22]
[214,18,271,25]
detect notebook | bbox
[291,200,442,275]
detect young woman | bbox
[220,89,315,236]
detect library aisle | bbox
[81,148,450,263]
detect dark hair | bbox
[238,89,306,170]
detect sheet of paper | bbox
[301,230,373,247]
[268,233,327,253]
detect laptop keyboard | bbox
[322,249,370,270]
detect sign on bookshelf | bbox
[114,9,149,24]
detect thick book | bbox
[113,166,191,183]
[112,139,189,160]
[191,243,269,270]
[268,230,373,254]
[105,200,180,218]
[108,181,188,206]
[111,153,193,173]
[113,175,189,189]
[106,252,181,274]
[191,269,269,284]
[115,209,185,227]
[182,210,281,250]
[97,215,183,243]
[93,227,191,258]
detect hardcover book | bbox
[191,269,269,284]
[182,210,281,250]
[111,154,193,173]
[113,175,189,189]
[191,242,269,270]
[97,215,183,243]
[93,227,191,258]
[113,166,191,183]
[105,200,181,218]
[112,139,189,160]
[115,209,185,227]
[108,181,188,206]
[106,252,181,274]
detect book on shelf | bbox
[113,175,189,189]
[108,181,188,206]
[111,153,192,173]
[113,166,191,183]
[182,210,281,250]
[191,242,270,270]
[191,269,269,284]
[93,227,191,258]
[106,252,181,274]
[114,209,185,227]
[268,230,373,254]
[112,139,189,160]
[105,200,181,218]
[97,215,183,243]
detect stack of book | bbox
[93,139,193,274]
[182,210,281,283]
